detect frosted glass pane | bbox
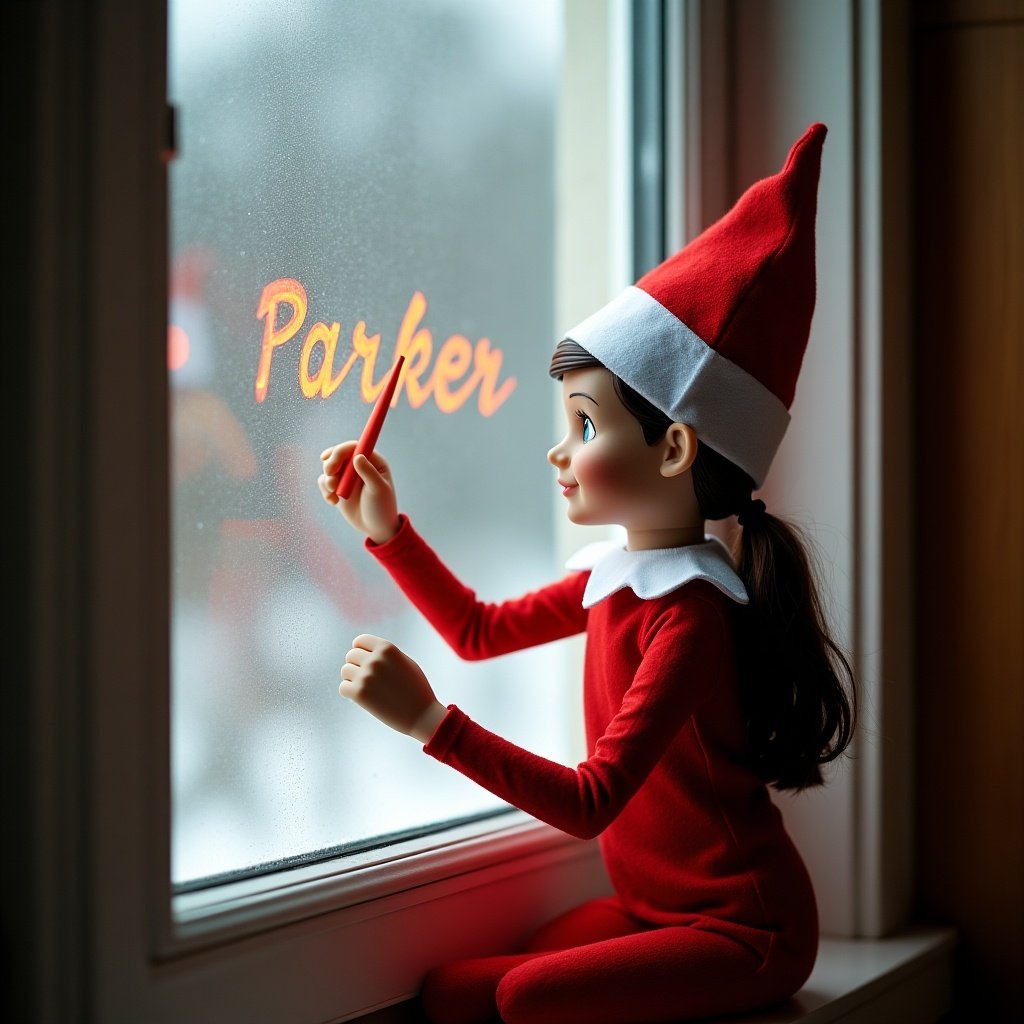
[169,0,567,886]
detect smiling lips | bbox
[559,480,577,497]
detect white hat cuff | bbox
[564,286,790,488]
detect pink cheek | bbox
[573,447,625,493]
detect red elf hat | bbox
[564,122,827,488]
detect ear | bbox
[659,423,698,478]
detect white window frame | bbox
[21,1,911,1021]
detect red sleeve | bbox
[366,515,588,660]
[425,592,730,839]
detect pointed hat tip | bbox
[782,121,827,176]
[799,121,828,152]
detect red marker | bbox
[336,354,406,500]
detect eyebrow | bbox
[568,391,599,405]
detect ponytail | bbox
[549,339,856,789]
[692,442,856,791]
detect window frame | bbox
[17,0,912,1020]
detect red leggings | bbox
[420,897,811,1024]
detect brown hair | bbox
[550,339,855,790]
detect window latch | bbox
[162,103,178,163]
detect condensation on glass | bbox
[169,0,567,886]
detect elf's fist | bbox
[340,634,446,742]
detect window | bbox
[168,0,574,888]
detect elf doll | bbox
[318,122,856,1024]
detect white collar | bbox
[565,536,749,609]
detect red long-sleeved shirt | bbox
[368,517,817,951]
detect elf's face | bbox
[548,367,682,534]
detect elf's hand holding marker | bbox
[318,352,404,543]
[318,441,399,546]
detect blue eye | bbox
[576,410,596,443]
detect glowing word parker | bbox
[254,278,517,416]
